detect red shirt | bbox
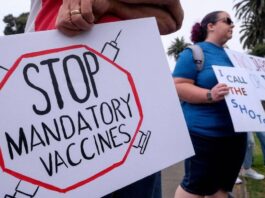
[34,0,121,31]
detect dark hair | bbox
[191,11,223,43]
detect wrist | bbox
[106,0,116,13]
[206,90,213,103]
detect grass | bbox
[245,134,265,198]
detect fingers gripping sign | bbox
[56,4,80,36]
[78,0,95,23]
[211,83,230,102]
[69,0,94,30]
[56,0,95,36]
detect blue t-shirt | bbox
[172,41,236,137]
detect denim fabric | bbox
[101,172,161,198]
[243,133,255,169]
[243,132,265,168]
[256,132,265,165]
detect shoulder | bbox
[176,48,196,69]
[198,42,225,52]
[173,47,197,73]
[196,42,210,50]
[178,47,193,60]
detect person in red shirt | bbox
[25,1,184,197]
[26,0,184,36]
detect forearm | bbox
[165,0,183,31]
[176,82,210,104]
[174,77,229,103]
[118,0,184,30]
[119,0,176,5]
[56,0,183,36]
[109,1,179,34]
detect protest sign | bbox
[225,49,265,72]
[213,66,265,132]
[0,18,193,198]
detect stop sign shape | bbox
[0,45,143,192]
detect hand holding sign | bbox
[0,18,193,198]
[0,44,142,192]
[210,83,229,102]
[213,66,265,132]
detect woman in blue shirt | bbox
[173,11,247,198]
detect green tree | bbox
[167,36,190,61]
[3,12,29,35]
[250,44,265,57]
[233,0,265,49]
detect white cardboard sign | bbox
[225,49,265,72]
[0,18,194,198]
[213,66,265,132]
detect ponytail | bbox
[190,22,206,43]
[190,11,223,43]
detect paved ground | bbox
[162,162,183,198]
[161,162,248,198]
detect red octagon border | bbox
[0,45,143,193]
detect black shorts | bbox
[181,133,247,196]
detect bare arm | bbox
[56,0,183,36]
[174,78,229,104]
[119,0,184,31]
[120,0,176,4]
[109,1,181,35]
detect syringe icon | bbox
[0,65,8,71]
[0,65,9,82]
[5,180,39,198]
[101,30,122,62]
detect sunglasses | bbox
[216,17,234,25]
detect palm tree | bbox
[250,44,265,57]
[167,37,190,61]
[3,13,29,35]
[233,0,265,49]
